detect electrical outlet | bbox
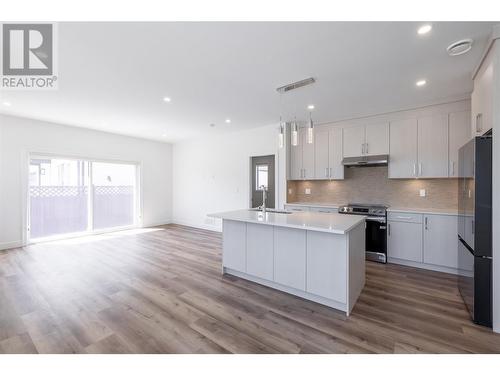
[305,188,311,195]
[419,189,426,197]
[288,188,293,195]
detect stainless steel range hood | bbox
[342,154,389,167]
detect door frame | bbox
[23,151,143,245]
[248,154,277,209]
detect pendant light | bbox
[307,111,314,144]
[291,118,298,147]
[278,116,284,149]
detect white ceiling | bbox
[1,22,497,143]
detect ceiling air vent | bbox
[276,77,316,93]
[447,39,473,56]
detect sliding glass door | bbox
[28,156,139,241]
[29,158,89,239]
[92,162,136,230]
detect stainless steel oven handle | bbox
[365,217,386,223]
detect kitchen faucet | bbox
[259,185,267,213]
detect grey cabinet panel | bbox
[274,227,306,290]
[387,221,423,262]
[222,220,246,272]
[306,231,347,303]
[246,223,274,281]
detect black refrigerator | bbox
[457,134,492,327]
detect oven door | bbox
[365,217,387,263]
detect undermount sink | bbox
[248,208,293,214]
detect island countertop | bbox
[209,209,365,234]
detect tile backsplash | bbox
[287,166,458,210]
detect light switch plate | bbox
[305,188,311,195]
[288,188,293,194]
[419,189,426,197]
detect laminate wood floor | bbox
[1,224,499,354]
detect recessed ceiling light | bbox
[416,79,427,87]
[2,101,12,107]
[209,123,216,128]
[225,118,231,124]
[447,39,473,56]
[163,97,171,103]
[162,133,167,137]
[417,24,432,35]
[307,104,315,110]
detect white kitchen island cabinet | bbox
[209,210,366,315]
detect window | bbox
[255,164,268,190]
[28,156,138,241]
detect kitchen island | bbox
[208,209,366,315]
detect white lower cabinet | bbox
[246,223,274,281]
[306,231,347,303]
[387,219,423,263]
[222,220,246,272]
[423,214,458,269]
[388,212,462,274]
[274,227,306,291]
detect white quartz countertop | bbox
[208,210,365,234]
[387,207,458,216]
[286,202,458,216]
[285,202,341,208]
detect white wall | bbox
[172,124,286,231]
[0,114,173,250]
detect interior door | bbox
[365,122,389,156]
[251,155,275,208]
[417,115,449,177]
[342,125,365,157]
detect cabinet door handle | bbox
[419,163,422,176]
[450,161,455,176]
[365,143,369,154]
[388,223,391,236]
[396,216,412,220]
[413,163,417,176]
[425,217,428,230]
[329,167,332,179]
[361,143,364,155]
[472,220,475,235]
[325,167,329,178]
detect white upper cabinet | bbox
[343,123,389,158]
[289,127,315,180]
[301,128,315,179]
[311,126,344,180]
[365,123,389,156]
[389,119,418,178]
[290,132,303,180]
[330,127,344,180]
[417,115,449,178]
[471,46,494,136]
[448,111,471,177]
[314,127,330,179]
[343,125,366,157]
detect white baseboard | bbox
[387,257,469,276]
[170,219,221,232]
[0,240,24,251]
[143,220,172,228]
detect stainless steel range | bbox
[338,203,388,263]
